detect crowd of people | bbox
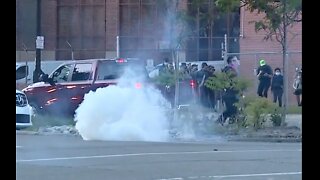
[156,58,218,109]
[256,59,302,107]
[154,56,302,125]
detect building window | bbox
[119,0,158,58]
[186,0,240,61]
[56,0,106,60]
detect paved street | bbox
[16,134,301,180]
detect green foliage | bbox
[270,107,282,127]
[217,0,302,43]
[215,0,240,12]
[287,105,302,114]
[205,72,231,91]
[26,114,75,131]
[235,95,256,109]
[205,72,252,94]
[244,98,277,130]
[233,77,252,92]
[152,71,176,87]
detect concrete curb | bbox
[16,130,39,135]
[227,136,301,143]
[16,130,80,137]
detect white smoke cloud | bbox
[74,67,172,142]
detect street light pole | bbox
[33,0,42,83]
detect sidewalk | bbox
[285,114,302,129]
[228,114,302,142]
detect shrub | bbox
[270,107,282,127]
[244,98,277,130]
[205,72,252,93]
[152,71,176,86]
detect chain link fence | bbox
[226,51,302,106]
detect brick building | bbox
[16,0,301,105]
[16,0,241,62]
[238,7,301,105]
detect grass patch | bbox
[25,114,75,131]
[286,105,302,114]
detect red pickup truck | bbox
[22,58,150,117]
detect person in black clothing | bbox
[271,68,283,107]
[197,62,210,107]
[256,59,273,98]
[217,56,239,125]
[158,57,170,75]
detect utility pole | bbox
[116,36,120,58]
[281,0,288,125]
[33,0,42,83]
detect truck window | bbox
[96,61,147,80]
[96,62,120,80]
[52,64,73,83]
[71,63,93,81]
[16,65,28,80]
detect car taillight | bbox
[190,79,196,88]
[116,58,127,63]
[135,82,142,89]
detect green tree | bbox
[215,0,302,125]
[216,0,302,42]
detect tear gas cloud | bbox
[74,68,172,142]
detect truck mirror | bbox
[39,74,49,82]
[47,77,56,86]
[39,74,55,86]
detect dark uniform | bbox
[271,69,283,107]
[217,65,239,125]
[256,64,272,97]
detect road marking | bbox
[16,146,22,148]
[156,172,302,179]
[16,149,301,162]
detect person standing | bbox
[256,59,273,98]
[197,62,210,107]
[217,56,239,125]
[158,57,170,75]
[293,68,302,106]
[271,68,284,107]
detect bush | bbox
[270,110,282,127]
[244,98,277,130]
[153,71,176,86]
[205,72,252,93]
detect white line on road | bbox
[16,146,22,148]
[16,149,301,163]
[156,172,302,180]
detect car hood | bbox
[16,89,25,94]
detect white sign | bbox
[36,36,44,49]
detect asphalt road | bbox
[16,134,301,180]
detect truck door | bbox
[67,62,94,112]
[39,63,75,116]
